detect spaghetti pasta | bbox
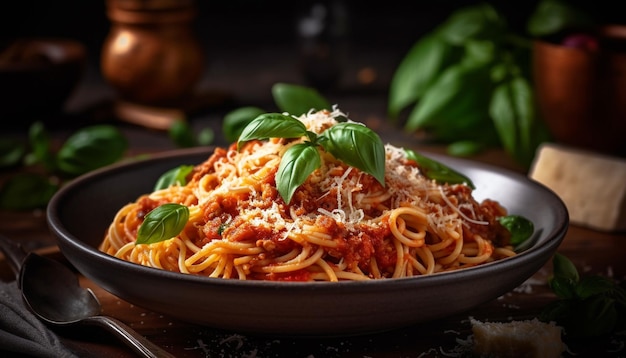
[99,108,518,281]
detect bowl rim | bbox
[47,146,569,292]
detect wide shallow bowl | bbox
[47,146,568,337]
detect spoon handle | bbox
[0,234,27,279]
[84,315,176,358]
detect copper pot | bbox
[533,25,626,157]
[101,0,204,107]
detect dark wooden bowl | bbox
[0,38,86,126]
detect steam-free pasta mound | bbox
[100,108,518,281]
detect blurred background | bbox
[2,0,622,117]
[4,1,623,57]
[1,0,625,159]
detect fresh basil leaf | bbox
[321,123,386,186]
[462,39,495,67]
[446,125,501,151]
[581,295,619,336]
[168,120,196,148]
[276,143,321,204]
[576,276,617,299]
[540,299,575,324]
[154,165,194,191]
[498,215,534,246]
[446,140,484,157]
[388,32,459,119]
[27,121,56,171]
[271,83,331,115]
[0,173,58,210]
[549,276,579,300]
[437,3,505,45]
[552,252,580,283]
[0,138,25,168]
[526,0,594,37]
[223,106,266,143]
[405,63,493,142]
[549,254,580,300]
[197,128,215,146]
[217,223,229,236]
[237,113,308,150]
[543,253,626,337]
[136,203,189,245]
[404,148,475,189]
[490,74,537,167]
[56,125,127,176]
[235,107,387,204]
[542,297,614,337]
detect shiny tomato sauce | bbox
[265,270,311,281]
[447,185,511,247]
[136,196,161,220]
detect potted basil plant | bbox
[387,0,594,168]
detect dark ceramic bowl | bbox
[47,147,568,336]
[0,38,86,124]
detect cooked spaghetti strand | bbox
[99,108,517,281]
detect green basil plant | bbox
[0,123,127,210]
[541,253,626,337]
[387,0,594,168]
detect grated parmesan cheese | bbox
[192,108,494,267]
[470,317,564,358]
[529,143,626,232]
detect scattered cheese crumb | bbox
[470,317,564,358]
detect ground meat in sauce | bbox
[190,147,228,183]
[188,145,512,280]
[136,196,162,220]
[447,185,511,247]
[319,215,396,274]
[226,219,271,242]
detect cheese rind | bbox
[529,143,626,232]
[471,318,564,358]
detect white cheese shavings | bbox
[193,108,482,245]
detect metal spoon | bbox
[0,234,175,358]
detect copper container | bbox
[101,0,204,107]
[533,25,626,157]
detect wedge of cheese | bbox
[471,318,564,358]
[529,143,626,232]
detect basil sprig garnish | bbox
[238,113,385,204]
[153,165,194,191]
[498,214,533,247]
[222,83,332,144]
[276,143,321,203]
[136,203,189,245]
[404,148,475,189]
[271,82,331,116]
[541,253,626,337]
[323,122,386,185]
